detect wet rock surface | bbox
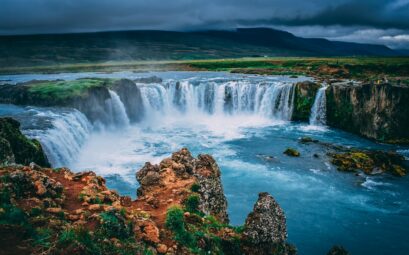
[299,136,408,177]
[0,117,49,167]
[292,81,321,121]
[326,82,409,144]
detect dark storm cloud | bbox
[1,0,409,48]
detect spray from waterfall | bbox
[309,85,328,126]
[26,109,92,167]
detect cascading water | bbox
[22,109,92,167]
[107,90,130,127]
[309,85,328,126]
[138,80,296,121]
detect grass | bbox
[1,57,409,83]
[27,78,115,101]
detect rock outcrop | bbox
[329,150,407,177]
[1,146,296,254]
[0,78,149,125]
[292,81,321,121]
[326,82,409,144]
[136,148,229,224]
[242,192,294,255]
[0,117,49,167]
[110,79,144,122]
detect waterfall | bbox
[107,90,130,127]
[24,109,92,167]
[137,80,295,121]
[15,77,298,168]
[309,85,328,126]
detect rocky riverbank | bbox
[0,147,296,255]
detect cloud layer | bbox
[1,0,409,48]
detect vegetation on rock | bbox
[283,148,300,157]
[0,147,296,255]
[0,117,49,167]
[292,81,321,121]
[329,150,407,176]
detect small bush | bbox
[165,206,195,247]
[58,228,76,246]
[190,183,200,193]
[184,194,200,213]
[99,211,133,239]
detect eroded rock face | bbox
[110,79,144,123]
[292,81,321,121]
[135,148,229,223]
[194,154,229,224]
[326,82,409,144]
[0,117,50,167]
[242,192,291,255]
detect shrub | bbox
[184,194,200,213]
[190,183,200,193]
[99,210,133,239]
[165,206,195,247]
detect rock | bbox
[134,76,163,84]
[46,207,63,214]
[194,153,229,224]
[242,192,289,255]
[299,136,318,143]
[329,150,407,176]
[34,180,47,196]
[29,162,42,171]
[110,79,144,122]
[120,196,132,207]
[135,220,160,243]
[326,82,409,144]
[292,81,321,121]
[171,148,195,177]
[0,117,50,166]
[156,244,168,254]
[136,162,162,195]
[284,148,300,157]
[88,204,102,211]
[327,245,349,255]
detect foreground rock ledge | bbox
[0,148,294,255]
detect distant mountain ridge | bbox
[0,27,402,67]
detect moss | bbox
[27,78,116,102]
[0,117,50,166]
[190,183,200,193]
[292,82,321,121]
[329,150,407,176]
[283,148,300,157]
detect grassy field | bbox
[1,57,409,83]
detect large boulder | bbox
[194,153,229,224]
[0,117,50,167]
[242,192,293,255]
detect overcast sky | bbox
[1,0,409,49]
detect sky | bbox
[1,0,409,49]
